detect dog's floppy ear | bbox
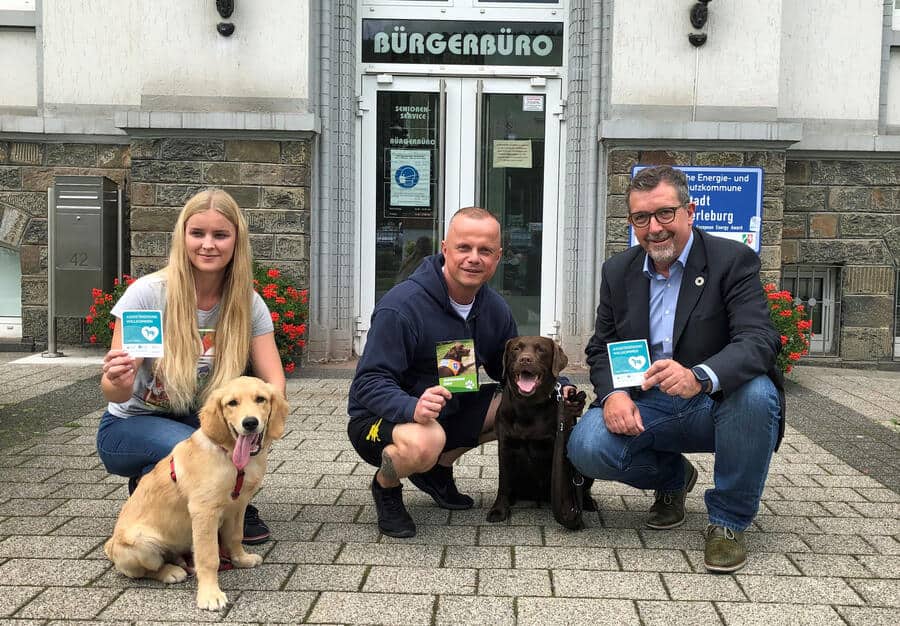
[551,340,568,378]
[199,386,231,446]
[501,337,517,381]
[264,382,288,445]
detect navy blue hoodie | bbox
[348,254,518,424]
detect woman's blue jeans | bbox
[567,375,781,531]
[96,410,200,478]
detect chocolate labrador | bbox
[487,336,594,524]
[438,343,471,378]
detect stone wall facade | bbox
[606,149,785,286]
[0,137,311,346]
[784,158,900,362]
[128,138,311,288]
[0,141,129,343]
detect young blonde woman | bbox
[97,188,285,545]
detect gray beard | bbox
[647,240,677,269]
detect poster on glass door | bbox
[390,149,431,207]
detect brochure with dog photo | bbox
[607,339,651,388]
[436,339,479,393]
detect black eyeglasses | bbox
[627,206,683,228]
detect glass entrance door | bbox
[358,75,562,351]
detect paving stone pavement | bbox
[0,354,898,625]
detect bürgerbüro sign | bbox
[362,20,564,67]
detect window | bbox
[781,265,840,355]
[895,0,900,31]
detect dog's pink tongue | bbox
[233,435,253,470]
[517,373,537,394]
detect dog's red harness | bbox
[169,456,246,500]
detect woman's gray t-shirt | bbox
[107,274,274,417]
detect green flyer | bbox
[436,339,478,393]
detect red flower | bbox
[89,305,97,314]
[780,335,788,346]
[779,310,792,317]
[284,361,295,374]
[300,290,308,304]
[108,321,115,330]
[785,365,793,373]
[86,315,94,324]
[271,312,280,322]
[267,268,280,278]
[275,297,286,305]
[296,339,306,348]
[92,288,103,297]
[285,310,295,319]
[789,352,801,362]
[764,283,776,293]
[89,334,97,344]
[298,323,307,336]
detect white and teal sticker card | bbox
[121,310,164,357]
[607,339,651,388]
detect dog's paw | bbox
[231,552,263,568]
[486,506,510,523]
[196,588,228,611]
[155,564,189,584]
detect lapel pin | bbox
[695,276,705,287]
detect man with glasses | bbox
[567,165,784,573]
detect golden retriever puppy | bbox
[104,376,288,610]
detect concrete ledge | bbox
[0,114,126,141]
[600,119,803,145]
[114,111,320,135]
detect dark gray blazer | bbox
[586,228,785,447]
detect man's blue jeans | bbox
[567,375,781,531]
[96,411,200,478]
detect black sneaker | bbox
[408,463,474,510]
[371,473,416,538]
[645,459,698,530]
[242,503,271,545]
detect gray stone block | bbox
[0,165,22,190]
[261,186,307,210]
[130,231,170,257]
[0,205,28,246]
[45,143,98,167]
[840,327,892,360]
[518,598,639,626]
[717,602,844,625]
[0,190,48,216]
[241,163,282,185]
[364,566,477,594]
[22,217,46,245]
[129,207,179,232]
[154,183,205,207]
[799,239,887,264]
[129,256,166,277]
[226,140,281,163]
[201,161,241,185]
[157,138,224,161]
[247,209,308,235]
[786,160,811,184]
[783,213,806,239]
[308,591,434,625]
[786,186,826,212]
[283,564,366,591]
[0,140,8,162]
[437,596,516,626]
[130,138,160,160]
[282,165,310,186]
[637,600,723,625]
[98,145,129,168]
[842,295,893,327]
[281,141,310,166]
[746,151,786,174]
[695,151,744,167]
[131,160,202,184]
[840,213,893,237]
[638,150,692,167]
[608,151,638,174]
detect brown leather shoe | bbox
[645,459,698,530]
[704,524,747,573]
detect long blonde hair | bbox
[154,188,254,413]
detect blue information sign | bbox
[629,166,764,254]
